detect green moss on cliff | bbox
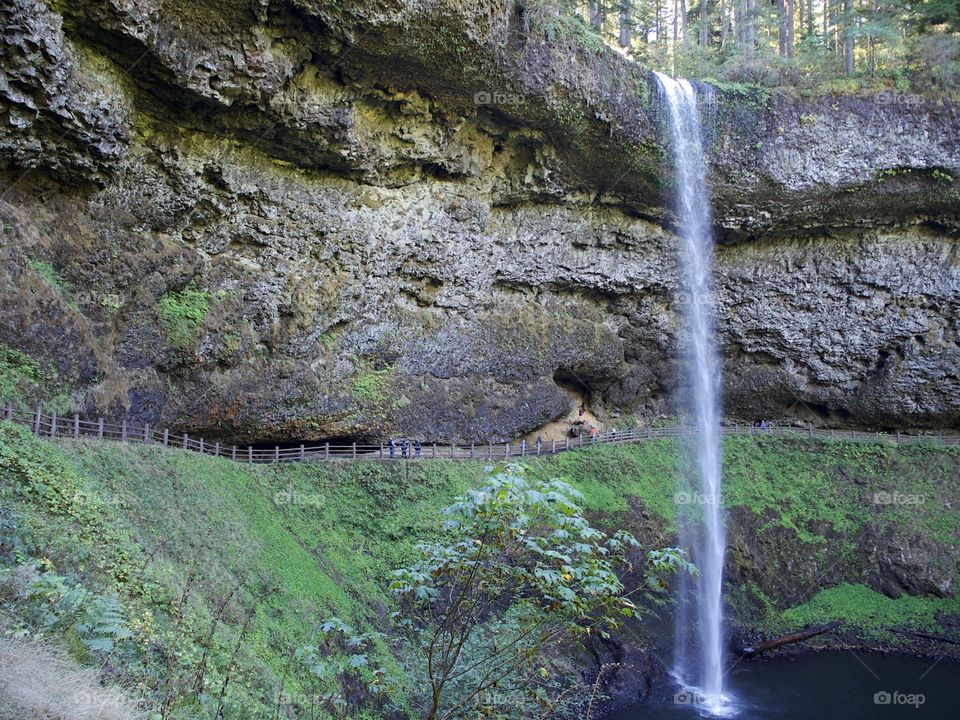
[26,258,72,303]
[158,286,211,348]
[0,344,70,413]
[349,364,394,405]
[782,583,960,635]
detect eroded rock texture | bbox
[1,0,958,442]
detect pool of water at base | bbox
[605,651,956,719]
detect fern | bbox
[76,594,133,652]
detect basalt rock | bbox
[0,0,957,442]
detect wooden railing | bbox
[1,401,956,464]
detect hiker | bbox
[401,439,409,458]
[590,426,598,443]
[414,440,422,458]
[535,435,543,453]
[578,406,585,417]
[520,439,527,455]
[389,439,396,459]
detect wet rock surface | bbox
[0,0,958,441]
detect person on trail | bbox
[535,435,543,453]
[401,439,409,458]
[414,440,422,458]
[389,439,396,459]
[590,426,598,443]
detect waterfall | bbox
[653,71,731,716]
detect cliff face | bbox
[1,0,958,442]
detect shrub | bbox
[390,464,694,720]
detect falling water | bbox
[653,71,730,716]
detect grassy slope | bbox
[1,423,958,716]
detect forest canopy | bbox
[529,0,960,90]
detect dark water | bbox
[607,652,957,719]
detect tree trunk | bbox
[673,0,680,44]
[786,0,795,54]
[699,0,709,46]
[807,0,814,37]
[680,0,689,43]
[720,0,728,48]
[777,0,787,56]
[620,0,632,48]
[843,0,854,75]
[589,0,602,30]
[741,621,842,658]
[825,0,832,52]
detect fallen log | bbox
[741,621,842,658]
[891,628,960,646]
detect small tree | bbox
[390,465,695,720]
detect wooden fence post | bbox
[487,442,492,459]
[121,419,127,442]
[470,443,474,458]
[274,446,280,463]
[896,432,901,445]
[33,404,41,436]
[450,443,454,459]
[379,443,384,459]
[578,433,583,448]
[4,401,11,421]
[324,442,329,460]
[565,437,569,451]
[144,423,151,443]
[551,439,556,454]
[352,442,356,460]
[432,443,437,458]
[182,433,188,449]
[49,411,57,438]
[73,414,80,438]
[98,418,104,440]
[163,429,169,446]
[214,442,220,457]
[199,438,205,453]
[249,446,254,463]
[232,445,237,461]
[300,444,305,461]
[505,442,510,457]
